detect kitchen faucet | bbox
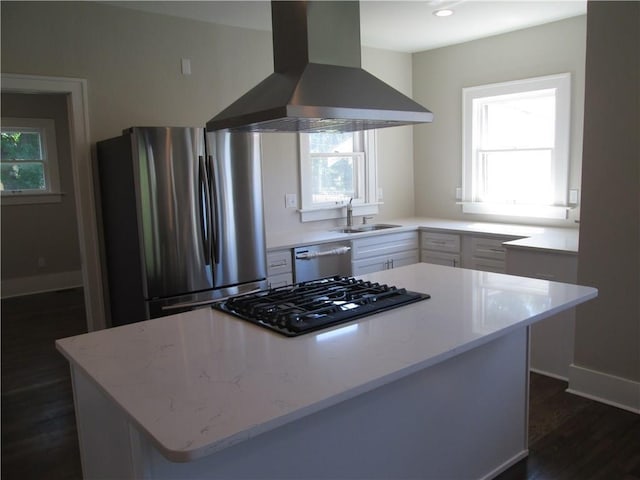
[346,198,353,226]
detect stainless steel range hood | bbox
[206,1,433,133]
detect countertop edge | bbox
[56,269,597,462]
[266,218,579,254]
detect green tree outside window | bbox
[0,130,46,191]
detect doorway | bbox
[1,73,105,332]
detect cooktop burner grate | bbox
[214,276,430,337]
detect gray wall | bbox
[411,16,587,227]
[1,93,81,285]
[1,2,272,142]
[575,1,639,383]
[0,1,417,243]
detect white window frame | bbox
[1,117,62,205]
[461,73,571,219]
[298,131,379,222]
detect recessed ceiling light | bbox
[433,8,454,17]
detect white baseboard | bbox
[480,449,529,480]
[567,363,640,414]
[1,270,83,298]
[530,367,568,382]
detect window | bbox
[1,117,61,204]
[299,131,378,222]
[461,73,571,219]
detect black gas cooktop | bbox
[214,276,430,337]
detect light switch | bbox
[181,58,191,75]
[285,193,297,208]
[455,187,462,201]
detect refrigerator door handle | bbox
[198,155,213,265]
[208,154,221,265]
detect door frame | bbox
[2,73,106,331]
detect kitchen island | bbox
[56,263,596,479]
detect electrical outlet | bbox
[37,257,46,268]
[377,187,384,201]
[569,189,579,205]
[285,193,297,209]
[455,187,462,201]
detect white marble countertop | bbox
[56,263,595,463]
[267,217,579,254]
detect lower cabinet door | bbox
[352,257,391,276]
[390,250,420,269]
[421,250,460,267]
[352,250,419,276]
[506,248,578,379]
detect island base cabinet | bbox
[71,329,530,480]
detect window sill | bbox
[1,192,64,206]
[299,203,381,223]
[458,202,572,220]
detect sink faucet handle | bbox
[362,215,374,225]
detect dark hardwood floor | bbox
[496,373,640,480]
[1,288,639,479]
[2,288,86,480]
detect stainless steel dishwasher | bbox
[293,241,352,283]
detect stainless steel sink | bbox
[333,224,401,234]
[356,224,400,232]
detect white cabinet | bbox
[266,249,293,288]
[506,247,578,380]
[463,235,516,273]
[422,231,518,272]
[352,231,419,276]
[420,231,461,267]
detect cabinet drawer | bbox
[266,249,292,276]
[466,257,505,273]
[470,237,507,261]
[351,232,418,260]
[421,250,461,268]
[421,232,460,253]
[267,272,293,289]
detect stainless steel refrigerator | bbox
[96,127,267,326]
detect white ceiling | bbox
[106,0,586,53]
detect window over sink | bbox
[299,131,378,222]
[461,73,571,219]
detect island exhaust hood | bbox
[206,1,433,133]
